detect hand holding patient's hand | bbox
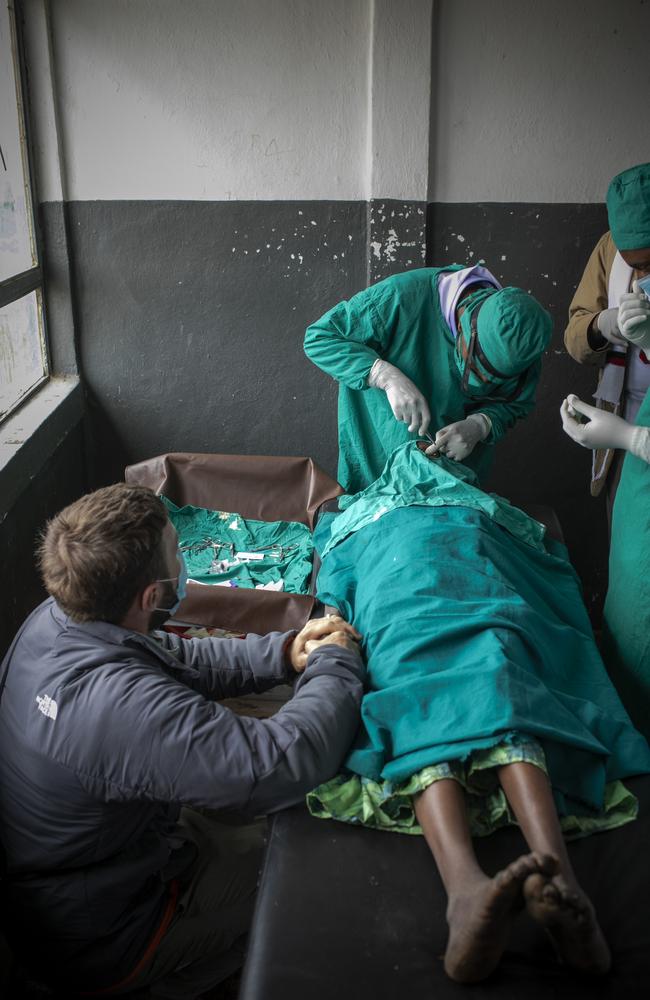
[289,615,362,672]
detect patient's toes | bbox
[497,851,557,891]
[523,873,611,976]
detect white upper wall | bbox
[430,0,650,203]
[34,0,650,205]
[368,0,432,202]
[45,0,371,201]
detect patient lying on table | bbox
[308,442,650,983]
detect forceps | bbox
[422,431,441,456]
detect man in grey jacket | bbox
[0,483,365,998]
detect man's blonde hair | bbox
[38,483,168,623]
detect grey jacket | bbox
[0,598,365,989]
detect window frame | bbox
[0,0,50,423]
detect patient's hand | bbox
[289,615,362,672]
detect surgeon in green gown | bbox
[560,163,650,743]
[561,389,650,742]
[304,265,552,493]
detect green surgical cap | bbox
[476,288,552,378]
[606,163,650,251]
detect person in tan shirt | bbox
[564,164,650,511]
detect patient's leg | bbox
[414,778,556,983]
[497,762,611,974]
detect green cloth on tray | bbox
[161,496,314,594]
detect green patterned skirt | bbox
[307,733,637,839]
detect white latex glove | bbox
[368,359,431,435]
[560,395,635,451]
[618,280,650,349]
[425,413,490,461]
[595,307,627,346]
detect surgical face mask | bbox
[454,288,497,386]
[455,307,486,391]
[154,548,188,616]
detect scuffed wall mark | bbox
[384,229,399,261]
[264,138,290,157]
[368,199,427,283]
[225,206,355,280]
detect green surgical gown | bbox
[603,390,650,741]
[304,267,541,493]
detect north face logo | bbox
[36,694,58,721]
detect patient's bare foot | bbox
[523,873,611,975]
[444,852,558,983]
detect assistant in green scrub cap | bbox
[458,287,552,389]
[606,163,650,251]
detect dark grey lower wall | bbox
[43,199,610,615]
[52,200,368,488]
[0,422,87,658]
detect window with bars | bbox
[0,0,48,423]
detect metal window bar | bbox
[0,265,42,309]
[1,0,51,423]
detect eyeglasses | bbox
[459,300,530,404]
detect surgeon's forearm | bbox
[564,232,611,364]
[586,314,609,352]
[565,309,608,363]
[305,320,379,388]
[304,300,383,390]
[470,412,492,440]
[475,400,529,442]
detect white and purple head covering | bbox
[437,264,501,338]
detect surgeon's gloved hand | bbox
[618,280,650,350]
[368,359,431,436]
[560,394,635,452]
[425,413,491,462]
[595,308,627,346]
